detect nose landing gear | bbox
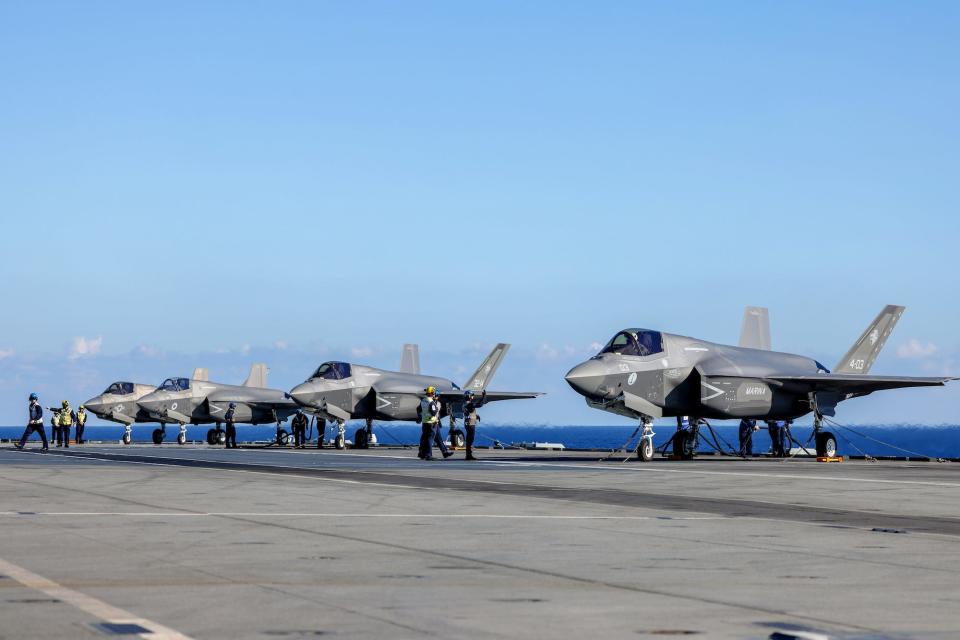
[636,417,655,461]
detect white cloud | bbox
[69,336,102,360]
[897,339,938,359]
[274,340,289,351]
[0,348,14,360]
[351,346,374,358]
[589,342,603,352]
[137,345,162,357]
[240,344,251,355]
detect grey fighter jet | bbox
[565,305,954,460]
[136,364,297,445]
[82,367,213,445]
[287,343,542,449]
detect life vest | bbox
[420,397,439,425]
[60,408,73,426]
[77,409,86,425]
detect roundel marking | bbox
[171,402,178,411]
[627,372,638,386]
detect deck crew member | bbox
[58,400,73,448]
[766,420,783,457]
[463,390,486,461]
[224,402,238,449]
[75,405,87,444]
[738,417,758,457]
[417,387,450,460]
[15,393,48,450]
[291,410,308,449]
[316,418,325,448]
[48,405,62,446]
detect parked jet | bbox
[136,364,297,445]
[565,305,954,460]
[287,343,542,449]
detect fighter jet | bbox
[136,364,297,445]
[83,380,162,444]
[565,305,954,460]
[287,343,542,449]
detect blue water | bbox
[3,423,960,459]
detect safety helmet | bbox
[229,402,237,408]
[79,405,85,410]
[425,386,436,395]
[29,393,38,401]
[62,400,69,407]
[464,390,474,397]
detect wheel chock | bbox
[816,456,844,463]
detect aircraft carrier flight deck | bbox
[1,443,958,640]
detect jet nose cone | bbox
[83,396,104,416]
[565,360,606,398]
[287,384,315,408]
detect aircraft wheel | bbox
[637,438,654,462]
[152,429,164,445]
[335,434,345,450]
[353,428,369,449]
[206,429,218,445]
[177,432,186,445]
[674,432,695,460]
[122,432,132,445]
[217,430,226,445]
[816,432,838,458]
[276,429,290,446]
[450,429,465,449]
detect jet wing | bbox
[760,374,954,395]
[437,391,543,403]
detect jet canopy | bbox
[598,329,664,358]
[103,381,135,395]
[158,377,190,391]
[308,362,352,381]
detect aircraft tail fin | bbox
[463,343,510,391]
[242,363,269,388]
[833,305,905,374]
[191,368,209,382]
[400,344,420,374]
[738,306,771,350]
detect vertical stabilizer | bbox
[738,306,771,350]
[400,344,420,374]
[464,343,510,391]
[834,305,905,374]
[242,363,269,388]
[192,368,209,382]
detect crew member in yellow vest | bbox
[416,387,451,460]
[58,400,73,448]
[75,405,87,444]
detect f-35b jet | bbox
[136,364,297,445]
[83,380,163,444]
[287,343,542,449]
[565,305,954,460]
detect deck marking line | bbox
[0,556,193,640]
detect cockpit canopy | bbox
[308,362,352,381]
[158,377,190,391]
[598,329,664,358]
[103,381,135,395]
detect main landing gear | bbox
[275,422,291,446]
[206,424,226,446]
[448,416,465,449]
[334,420,346,449]
[353,418,374,449]
[122,424,132,445]
[813,414,838,457]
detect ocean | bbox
[3,423,960,459]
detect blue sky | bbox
[1,2,957,425]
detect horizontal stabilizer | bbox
[400,344,420,374]
[738,306,771,350]
[243,363,269,388]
